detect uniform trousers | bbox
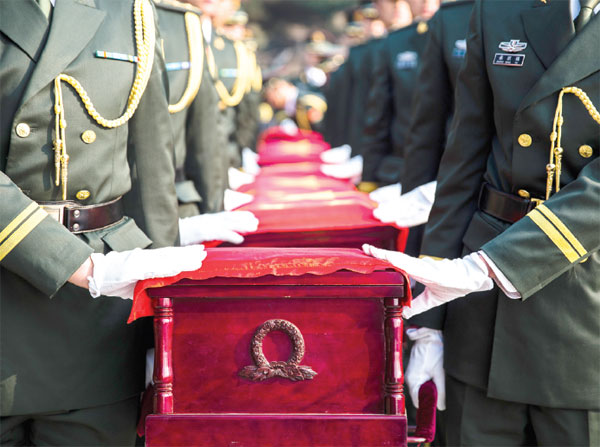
[445,375,599,447]
[0,396,139,447]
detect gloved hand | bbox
[362,244,494,318]
[242,147,260,175]
[179,211,259,245]
[405,327,446,411]
[279,118,299,135]
[320,144,352,164]
[373,181,436,227]
[224,189,254,211]
[88,245,207,300]
[320,154,363,182]
[228,167,255,190]
[369,182,402,204]
[145,348,155,388]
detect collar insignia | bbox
[396,51,418,69]
[453,39,467,58]
[499,39,527,53]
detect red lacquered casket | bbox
[143,249,410,447]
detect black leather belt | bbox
[39,196,124,233]
[478,183,543,224]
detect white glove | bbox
[369,182,402,204]
[280,119,299,135]
[373,181,436,227]
[242,147,260,175]
[405,327,446,411]
[320,144,352,164]
[179,211,259,245]
[224,188,254,211]
[362,244,493,318]
[320,154,363,182]
[88,245,207,300]
[228,167,255,190]
[145,348,155,388]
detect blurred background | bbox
[243,0,360,79]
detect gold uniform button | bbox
[578,144,593,158]
[214,36,225,50]
[416,22,428,34]
[517,189,531,199]
[81,130,96,144]
[518,133,532,147]
[15,123,31,138]
[76,190,91,200]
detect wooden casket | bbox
[142,248,410,447]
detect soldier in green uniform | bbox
[322,58,350,147]
[222,10,262,154]
[360,0,440,188]
[321,19,364,148]
[370,3,474,445]
[154,0,228,215]
[0,0,208,444]
[364,0,600,444]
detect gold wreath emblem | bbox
[239,319,318,382]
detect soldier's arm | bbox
[185,66,229,213]
[402,13,451,194]
[481,158,599,299]
[0,173,93,296]
[331,64,351,147]
[421,0,494,259]
[123,23,180,248]
[234,91,259,152]
[360,39,393,182]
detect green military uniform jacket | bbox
[236,45,261,152]
[321,62,351,147]
[0,0,178,415]
[208,29,245,168]
[361,21,429,182]
[155,0,228,214]
[421,0,600,409]
[344,39,383,154]
[397,1,474,261]
[402,1,473,194]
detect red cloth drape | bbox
[128,247,410,323]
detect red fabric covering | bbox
[257,139,330,165]
[238,174,356,196]
[253,162,328,177]
[238,190,402,234]
[129,247,411,323]
[258,127,325,145]
[414,380,437,443]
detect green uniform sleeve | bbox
[0,173,93,297]
[234,90,260,151]
[185,65,229,213]
[360,40,393,182]
[123,29,180,248]
[421,1,494,259]
[402,13,451,194]
[482,158,600,299]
